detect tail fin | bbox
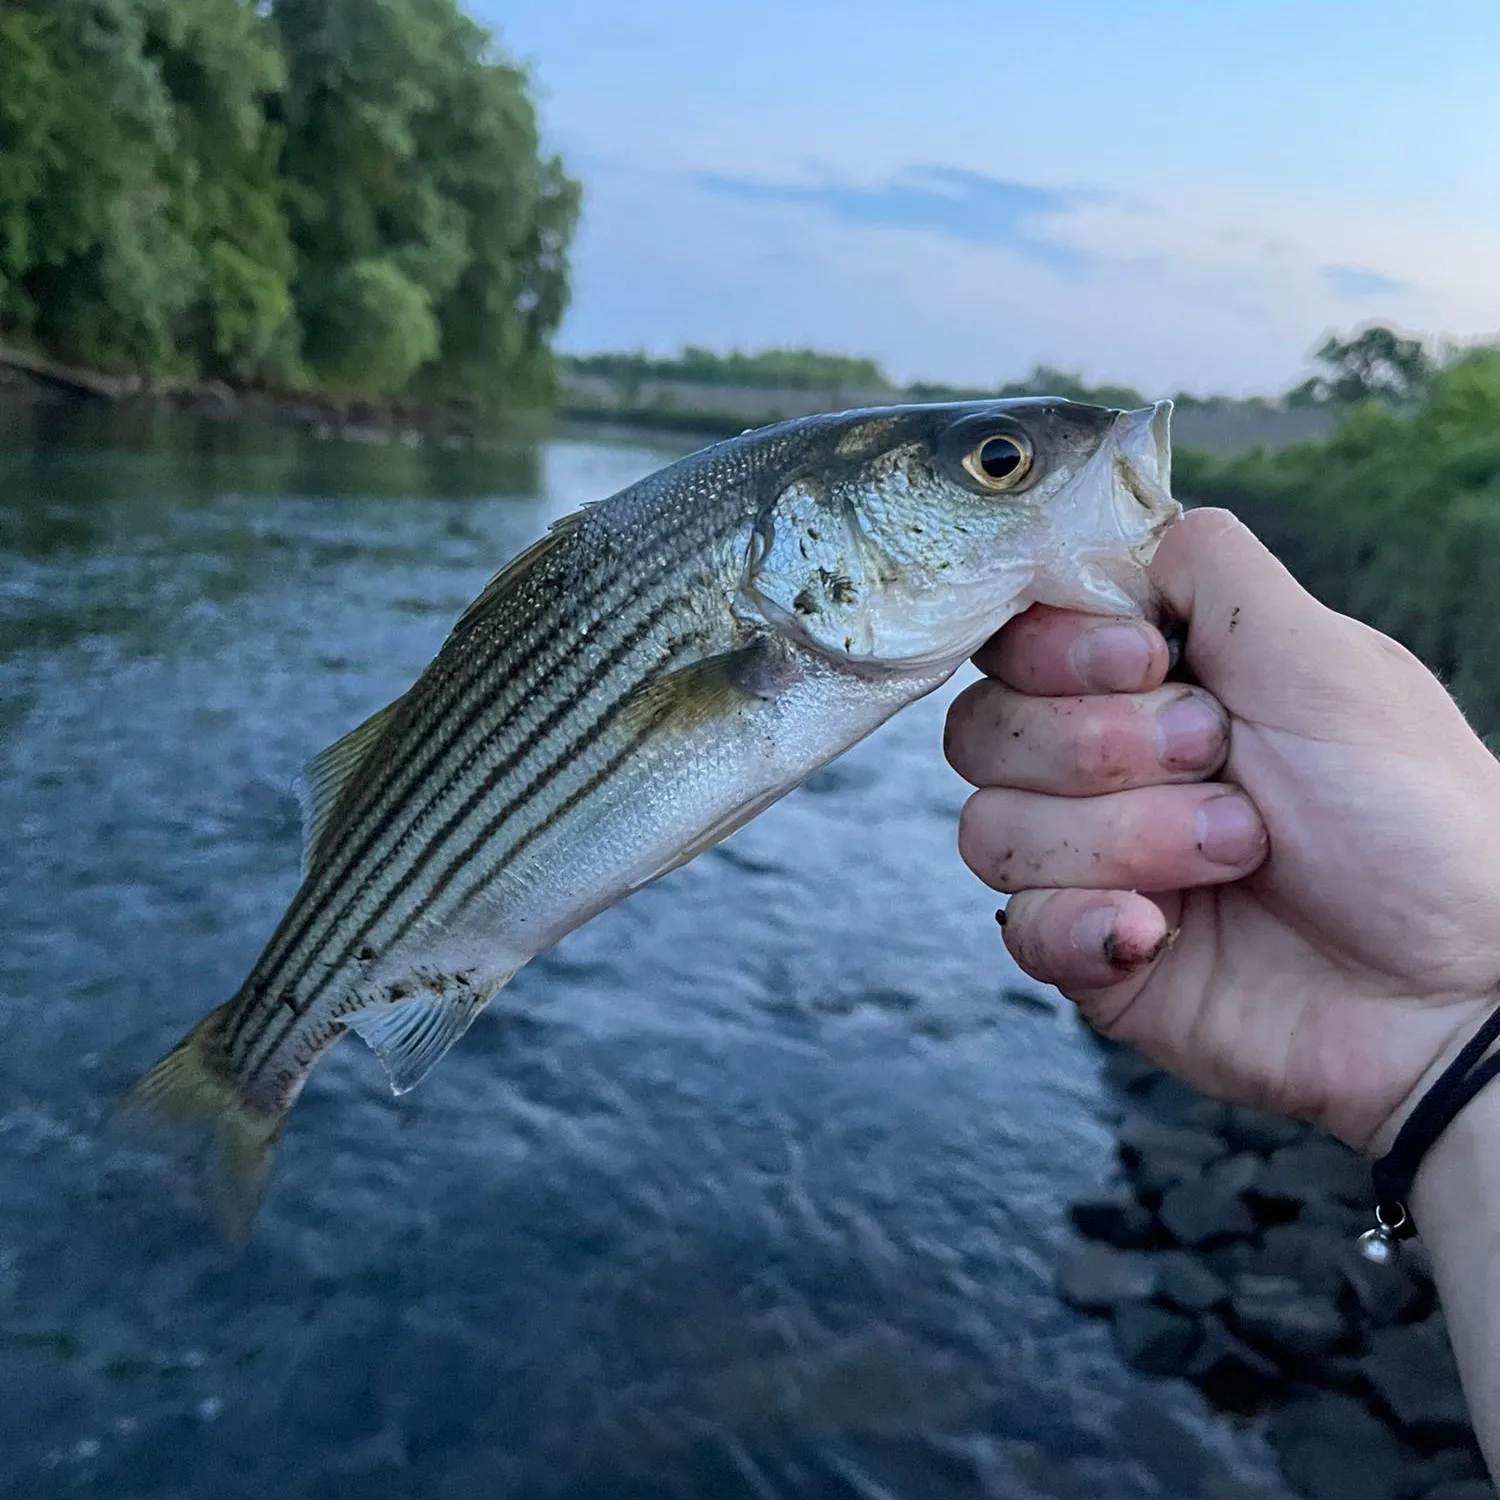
[117,1000,287,1242]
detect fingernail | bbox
[1194,793,1264,867]
[1154,691,1227,771]
[1071,623,1154,692]
[1072,903,1118,963]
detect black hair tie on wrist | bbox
[1359,1005,1500,1264]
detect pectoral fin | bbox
[622,635,798,737]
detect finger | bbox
[959,782,1267,894]
[1001,888,1174,992]
[945,679,1229,794]
[973,605,1170,696]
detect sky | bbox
[468,0,1500,397]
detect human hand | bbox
[945,507,1500,1153]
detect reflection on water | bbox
[0,407,1287,1498]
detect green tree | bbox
[995,364,1146,409]
[270,0,578,400]
[0,0,294,377]
[312,257,439,396]
[0,0,577,404]
[1286,324,1436,408]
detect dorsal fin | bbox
[447,508,587,639]
[296,698,405,875]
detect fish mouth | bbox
[1021,399,1182,621]
[1114,401,1174,505]
[1111,400,1181,560]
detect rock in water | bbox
[1266,1393,1402,1500]
[1229,1273,1349,1362]
[1152,1250,1230,1315]
[1055,1244,1157,1311]
[1068,1195,1159,1250]
[1118,1118,1226,1195]
[1158,1178,1256,1247]
[1187,1317,1284,1413]
[1111,1301,1202,1376]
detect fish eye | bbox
[962,433,1033,491]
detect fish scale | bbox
[243,434,773,1001]
[121,397,1180,1236]
[257,514,740,1001]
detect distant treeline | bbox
[0,0,578,402]
[562,326,1441,415]
[1179,347,1500,733]
[564,347,893,392]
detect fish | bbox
[121,396,1181,1232]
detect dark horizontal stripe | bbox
[237,545,579,1004]
[239,502,720,1024]
[377,623,715,954]
[226,540,635,1061]
[238,715,657,1085]
[225,459,761,1079]
[408,714,657,942]
[299,602,694,1005]
[231,587,692,1077]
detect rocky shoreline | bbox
[1064,1038,1491,1499]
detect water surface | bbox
[0,408,1286,1499]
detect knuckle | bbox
[1002,895,1051,977]
[1102,796,1167,884]
[1068,705,1141,792]
[1074,989,1131,1040]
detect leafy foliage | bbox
[1178,349,1500,731]
[0,0,577,401]
[1286,325,1436,409]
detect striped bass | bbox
[123,397,1180,1232]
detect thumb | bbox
[1150,507,1425,738]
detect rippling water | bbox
[0,408,1288,1499]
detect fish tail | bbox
[118,999,287,1242]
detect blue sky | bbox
[469,0,1500,395]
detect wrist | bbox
[1354,997,1500,1265]
[1410,1071,1500,1225]
[1362,996,1500,1160]
[1404,1072,1500,1483]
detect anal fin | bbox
[348,975,511,1096]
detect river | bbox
[0,406,1289,1499]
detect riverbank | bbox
[1067,1035,1489,1500]
[0,343,523,448]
